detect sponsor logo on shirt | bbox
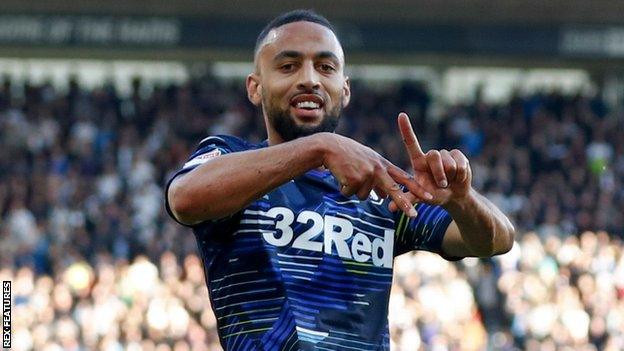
[259,207,393,268]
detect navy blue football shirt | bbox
[166,135,454,350]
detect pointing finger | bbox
[386,165,434,201]
[388,192,419,213]
[378,171,417,217]
[398,112,425,161]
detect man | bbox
[166,9,514,350]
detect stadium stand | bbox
[1,75,623,350]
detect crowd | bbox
[492,230,624,351]
[0,73,622,350]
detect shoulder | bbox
[197,134,266,152]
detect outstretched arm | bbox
[388,113,515,258]
[168,132,426,225]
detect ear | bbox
[246,73,262,106]
[341,76,351,108]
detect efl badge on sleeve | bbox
[183,149,222,169]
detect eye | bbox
[280,63,296,72]
[319,64,336,73]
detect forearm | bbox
[444,188,515,256]
[169,134,326,225]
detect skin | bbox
[168,21,515,258]
[389,113,515,257]
[247,21,350,145]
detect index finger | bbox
[377,171,417,218]
[398,112,425,159]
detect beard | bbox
[264,96,342,142]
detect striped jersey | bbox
[165,135,454,351]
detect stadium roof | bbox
[1,0,624,71]
[2,0,623,25]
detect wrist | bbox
[304,133,334,169]
[444,187,476,214]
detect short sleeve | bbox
[393,202,454,258]
[164,136,234,226]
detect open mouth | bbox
[290,94,325,119]
[294,100,321,109]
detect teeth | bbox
[296,101,320,109]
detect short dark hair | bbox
[254,9,338,56]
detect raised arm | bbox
[388,112,515,258]
[168,132,429,225]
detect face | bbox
[246,21,351,143]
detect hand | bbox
[387,112,473,211]
[316,133,432,217]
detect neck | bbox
[266,127,284,146]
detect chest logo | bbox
[259,207,393,268]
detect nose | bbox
[296,61,320,91]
